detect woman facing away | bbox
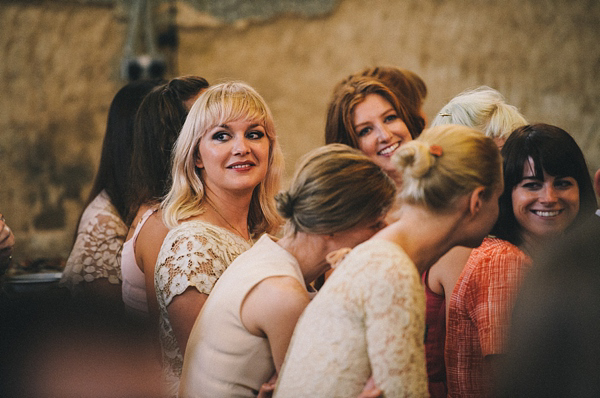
[179,144,395,398]
[274,124,504,398]
[120,75,209,318]
[153,81,284,395]
[445,123,596,398]
[422,86,528,397]
[60,79,163,301]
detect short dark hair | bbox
[492,123,596,245]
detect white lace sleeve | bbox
[363,250,429,397]
[60,192,127,290]
[155,222,250,307]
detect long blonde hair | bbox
[393,124,503,213]
[161,81,284,235]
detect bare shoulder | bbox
[251,276,310,307]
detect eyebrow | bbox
[217,123,263,129]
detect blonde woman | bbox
[274,125,504,397]
[179,144,395,397]
[154,82,284,395]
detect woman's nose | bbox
[232,136,251,155]
[540,185,558,203]
[376,125,393,142]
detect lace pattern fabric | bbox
[60,190,127,291]
[154,220,252,394]
[275,239,429,398]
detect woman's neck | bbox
[277,232,331,286]
[519,231,556,257]
[375,204,465,274]
[200,188,253,240]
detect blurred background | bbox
[1,0,599,264]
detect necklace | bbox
[205,199,252,243]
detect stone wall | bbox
[1,0,599,262]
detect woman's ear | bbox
[195,153,203,169]
[469,186,486,217]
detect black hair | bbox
[491,123,596,246]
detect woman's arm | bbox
[138,212,170,323]
[241,276,310,372]
[167,288,208,354]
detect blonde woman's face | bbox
[353,94,412,181]
[196,118,270,197]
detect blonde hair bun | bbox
[392,124,503,212]
[393,141,438,179]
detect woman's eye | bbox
[555,179,574,189]
[357,126,371,137]
[247,130,265,140]
[212,131,230,141]
[384,114,398,123]
[521,181,542,190]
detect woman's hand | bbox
[358,376,382,398]
[255,373,277,398]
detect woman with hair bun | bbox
[275,124,504,397]
[179,144,395,398]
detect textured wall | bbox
[1,0,599,262]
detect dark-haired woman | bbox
[446,123,596,397]
[121,75,209,317]
[179,144,395,397]
[61,79,163,300]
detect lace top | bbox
[274,239,429,398]
[154,220,252,395]
[60,190,127,292]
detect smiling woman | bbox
[325,76,423,186]
[153,82,284,396]
[445,123,597,397]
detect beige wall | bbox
[1,0,599,261]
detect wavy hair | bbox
[325,76,422,148]
[161,82,284,235]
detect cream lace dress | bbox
[274,239,429,398]
[154,220,252,396]
[60,190,127,292]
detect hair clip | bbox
[429,145,443,157]
[438,112,451,117]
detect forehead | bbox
[353,94,393,120]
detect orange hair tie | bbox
[429,145,443,157]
